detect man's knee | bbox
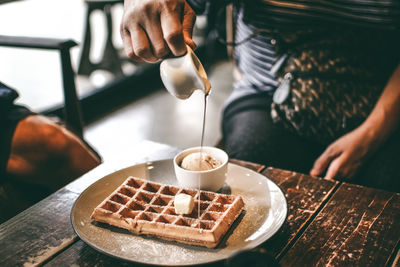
[14,116,72,160]
[8,115,100,182]
[39,123,75,161]
[29,117,99,173]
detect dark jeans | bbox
[222,94,400,192]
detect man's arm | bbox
[311,64,400,180]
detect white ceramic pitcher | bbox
[160,45,211,99]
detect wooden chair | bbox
[77,0,124,77]
[0,35,103,223]
[0,35,84,138]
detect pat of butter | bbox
[174,193,194,215]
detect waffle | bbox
[91,176,245,248]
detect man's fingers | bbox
[184,36,196,51]
[121,0,196,60]
[130,26,158,62]
[325,158,341,180]
[182,3,196,50]
[324,154,354,181]
[161,11,186,56]
[310,144,342,176]
[121,28,144,62]
[326,152,356,181]
[143,19,170,58]
[310,153,332,177]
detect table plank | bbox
[261,168,339,259]
[43,239,223,267]
[280,183,400,266]
[43,240,137,267]
[229,158,265,173]
[0,140,179,266]
[0,188,79,266]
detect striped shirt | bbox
[188,0,400,106]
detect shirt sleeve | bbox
[0,81,19,114]
[187,0,227,15]
[0,81,32,123]
[0,81,32,182]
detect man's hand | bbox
[121,0,196,62]
[311,64,400,181]
[310,125,380,180]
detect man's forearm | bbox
[362,64,400,144]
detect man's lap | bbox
[222,94,400,192]
[222,94,325,173]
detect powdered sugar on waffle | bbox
[91,176,245,248]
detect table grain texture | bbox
[0,141,399,267]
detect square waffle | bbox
[91,176,245,248]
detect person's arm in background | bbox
[310,64,400,180]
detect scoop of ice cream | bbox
[180,152,221,171]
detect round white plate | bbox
[71,160,287,266]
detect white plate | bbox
[71,160,287,266]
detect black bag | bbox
[270,45,383,145]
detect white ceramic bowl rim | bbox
[174,146,228,173]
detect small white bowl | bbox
[174,146,228,192]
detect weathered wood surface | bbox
[0,188,79,266]
[43,239,224,267]
[43,240,139,267]
[280,183,400,266]
[229,158,265,173]
[2,141,400,267]
[261,167,339,259]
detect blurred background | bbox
[0,0,233,161]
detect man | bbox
[119,0,400,192]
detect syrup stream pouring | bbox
[160,45,212,223]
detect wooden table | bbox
[1,140,399,266]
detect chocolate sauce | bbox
[198,94,208,221]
